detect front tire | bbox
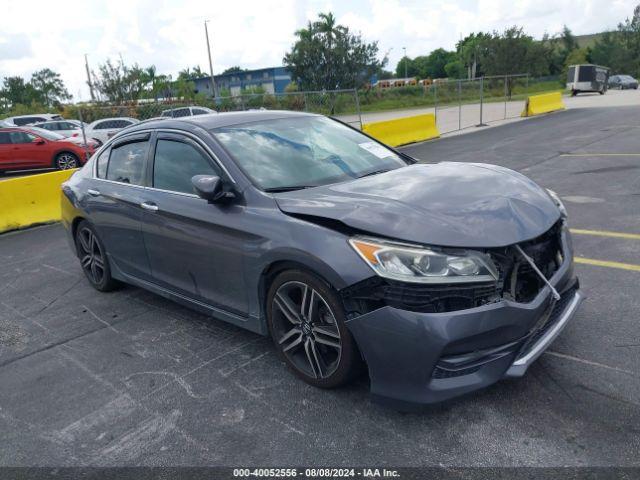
[75,221,120,292]
[266,269,362,389]
[54,152,80,170]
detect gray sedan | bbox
[609,74,639,90]
[61,111,582,409]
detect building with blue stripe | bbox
[193,67,292,97]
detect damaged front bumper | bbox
[344,228,583,409]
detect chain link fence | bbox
[69,74,561,157]
[73,88,362,129]
[428,74,528,133]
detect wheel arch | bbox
[256,254,349,331]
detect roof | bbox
[124,110,317,133]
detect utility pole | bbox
[204,20,218,98]
[84,54,95,102]
[403,47,407,79]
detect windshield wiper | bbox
[357,168,393,179]
[263,185,316,193]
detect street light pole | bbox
[204,20,218,98]
[403,47,407,79]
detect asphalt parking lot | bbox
[1,106,639,467]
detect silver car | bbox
[33,119,87,138]
[83,117,140,145]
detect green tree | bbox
[395,57,418,78]
[456,32,492,78]
[1,76,35,106]
[420,49,457,78]
[481,27,550,77]
[283,12,385,90]
[178,66,208,80]
[444,60,466,79]
[590,31,634,74]
[29,68,71,107]
[92,60,148,102]
[221,66,246,75]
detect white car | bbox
[161,106,216,118]
[2,113,64,126]
[33,119,87,138]
[83,117,140,145]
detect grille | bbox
[517,285,577,359]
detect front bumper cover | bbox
[345,230,583,409]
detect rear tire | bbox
[75,221,120,292]
[54,152,80,170]
[266,269,362,389]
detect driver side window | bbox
[153,139,219,194]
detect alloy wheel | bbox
[77,227,105,285]
[56,153,78,169]
[272,281,342,379]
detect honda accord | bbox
[61,111,583,408]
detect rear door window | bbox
[105,140,149,185]
[165,108,190,118]
[0,132,11,144]
[14,117,43,126]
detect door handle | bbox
[140,201,159,212]
[87,189,100,196]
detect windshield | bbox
[211,116,408,190]
[26,126,65,140]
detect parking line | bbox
[560,153,640,157]
[570,228,640,240]
[574,257,640,272]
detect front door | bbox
[139,132,248,315]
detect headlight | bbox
[546,189,567,218]
[349,237,498,284]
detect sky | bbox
[0,0,637,100]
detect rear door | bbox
[139,132,248,314]
[85,133,153,280]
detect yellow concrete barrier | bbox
[521,91,565,117]
[0,169,78,233]
[362,113,440,147]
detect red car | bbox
[0,126,97,174]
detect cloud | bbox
[0,0,637,100]
[0,33,33,61]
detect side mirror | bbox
[192,175,234,203]
[32,138,45,145]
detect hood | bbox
[274,162,561,248]
[58,136,97,148]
